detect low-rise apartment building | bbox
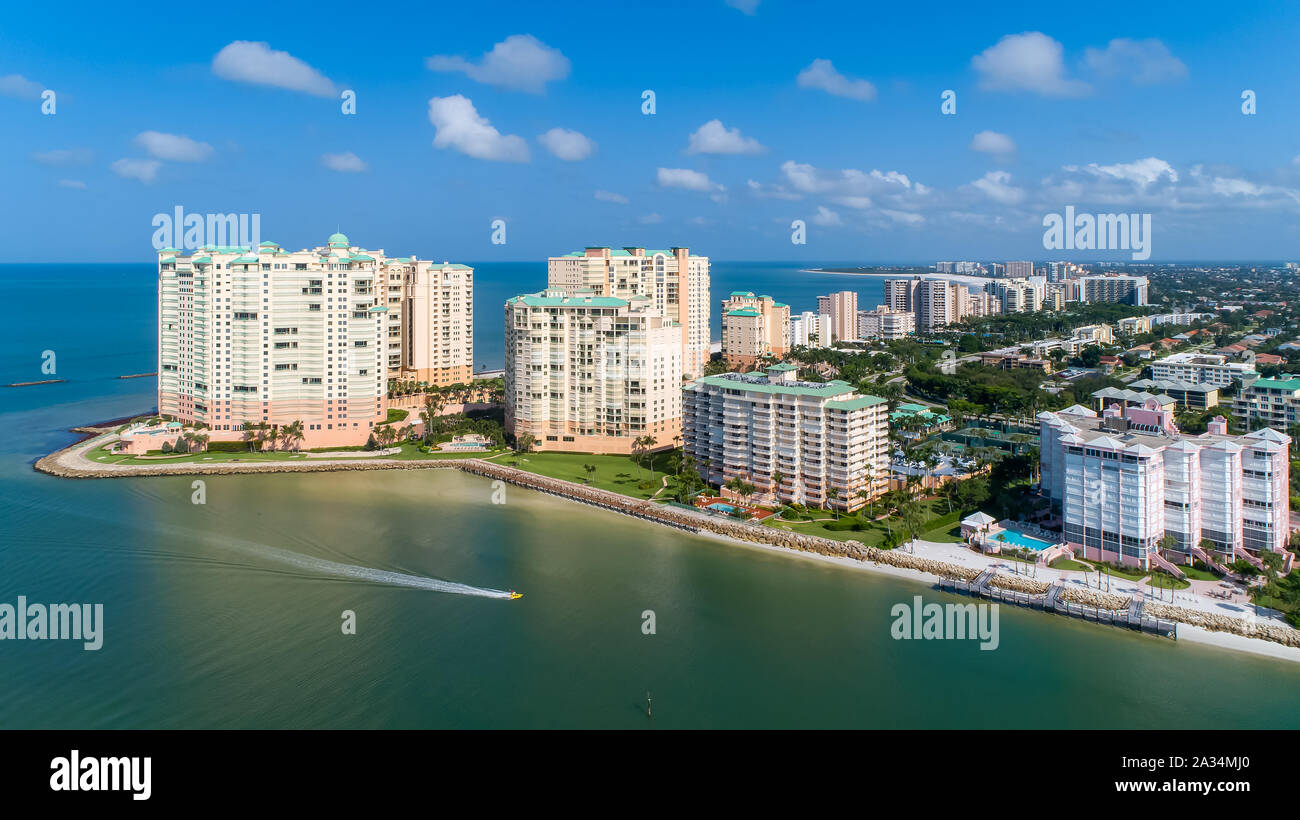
[1233,375,1300,428]
[1150,352,1257,387]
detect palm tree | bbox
[855,489,871,524]
[282,420,304,451]
[826,487,840,520]
[583,463,597,485]
[770,469,785,503]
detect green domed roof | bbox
[328,232,349,247]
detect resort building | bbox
[381,257,474,386]
[1150,352,1257,387]
[720,292,791,368]
[157,233,406,448]
[1233,375,1300,429]
[547,246,710,378]
[504,288,683,454]
[856,305,915,340]
[816,291,859,343]
[1039,403,1290,570]
[1090,387,1177,414]
[682,364,890,511]
[1005,260,1034,278]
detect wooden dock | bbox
[938,575,1177,640]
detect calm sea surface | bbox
[1,263,1297,728]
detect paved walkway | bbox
[905,537,1289,626]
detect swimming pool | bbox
[992,528,1058,551]
[707,502,742,514]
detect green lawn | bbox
[1048,557,1092,572]
[765,499,965,546]
[1181,563,1223,581]
[494,450,669,499]
[88,440,507,466]
[1076,559,1148,580]
[1146,573,1191,591]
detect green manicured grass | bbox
[381,408,409,424]
[497,451,668,499]
[1076,559,1148,580]
[91,445,311,464]
[1146,573,1191,591]
[1181,563,1223,581]
[764,499,964,546]
[1048,557,1092,571]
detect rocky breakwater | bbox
[1146,601,1300,648]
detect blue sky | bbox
[4,0,1300,262]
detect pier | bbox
[938,575,1177,640]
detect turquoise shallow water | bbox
[2,264,1299,729]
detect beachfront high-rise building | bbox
[883,277,975,332]
[547,246,710,379]
[1076,274,1148,306]
[790,311,831,348]
[381,258,474,386]
[857,305,916,340]
[504,288,683,454]
[683,364,890,511]
[720,291,791,369]
[158,233,437,448]
[1039,402,1290,570]
[816,291,859,343]
[1005,261,1033,279]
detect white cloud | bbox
[1084,38,1187,85]
[110,158,161,183]
[969,130,1017,159]
[427,95,530,162]
[538,127,595,160]
[57,179,87,190]
[969,170,1026,204]
[796,59,877,101]
[212,41,337,97]
[1077,157,1178,187]
[657,167,723,192]
[594,190,629,204]
[32,148,92,166]
[972,32,1090,97]
[686,119,764,155]
[724,0,760,14]
[780,161,916,196]
[811,206,842,226]
[638,213,663,225]
[0,73,43,99]
[834,196,873,209]
[427,34,569,94]
[134,131,213,162]
[322,152,368,173]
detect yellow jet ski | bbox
[509,591,523,600]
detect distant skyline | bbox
[5,1,1300,262]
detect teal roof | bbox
[259,241,278,247]
[350,254,375,262]
[157,247,179,254]
[827,395,888,411]
[1250,376,1300,391]
[230,256,258,264]
[730,290,755,297]
[767,363,798,372]
[897,402,930,413]
[328,232,349,247]
[190,256,211,264]
[772,302,788,308]
[691,374,858,398]
[508,291,629,308]
[726,309,761,317]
